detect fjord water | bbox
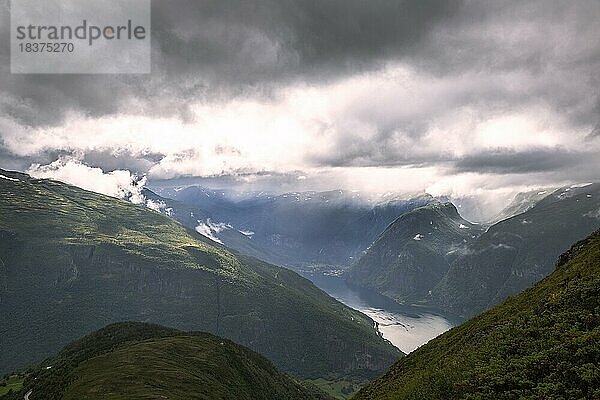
[302,269,459,354]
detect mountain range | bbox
[0,169,400,381]
[156,186,435,267]
[4,224,599,399]
[346,183,600,317]
[433,183,600,316]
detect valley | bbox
[0,170,400,382]
[1,172,599,399]
[354,228,600,399]
[2,2,598,398]
[146,182,600,351]
[299,266,459,354]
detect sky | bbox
[1,0,599,216]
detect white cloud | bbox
[27,157,147,205]
[4,61,598,209]
[194,219,231,244]
[6,65,591,172]
[145,198,167,212]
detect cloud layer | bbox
[1,0,599,204]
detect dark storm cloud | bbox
[452,148,594,175]
[587,123,600,140]
[306,0,600,173]
[82,150,165,175]
[310,127,451,168]
[316,145,597,176]
[408,0,600,128]
[151,0,461,80]
[1,0,599,192]
[0,143,29,171]
[0,0,461,127]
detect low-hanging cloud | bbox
[27,157,147,204]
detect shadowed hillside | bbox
[0,322,333,400]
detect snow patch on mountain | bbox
[0,174,19,182]
[571,183,593,188]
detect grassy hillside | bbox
[0,169,400,379]
[0,322,332,400]
[353,229,600,399]
[345,202,484,303]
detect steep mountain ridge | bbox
[433,183,600,316]
[345,202,484,302]
[487,188,555,224]
[344,183,600,318]
[166,186,435,266]
[0,169,400,379]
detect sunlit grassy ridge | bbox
[353,230,600,399]
[1,175,236,270]
[0,169,400,380]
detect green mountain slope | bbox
[0,322,332,400]
[141,188,274,262]
[0,169,400,379]
[353,229,600,400]
[433,183,600,316]
[345,202,484,303]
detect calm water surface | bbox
[301,269,461,354]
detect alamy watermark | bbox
[11,0,151,74]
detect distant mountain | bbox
[1,322,332,400]
[344,202,485,303]
[487,187,555,224]
[432,183,600,317]
[162,186,435,266]
[0,169,400,379]
[343,183,600,318]
[141,189,273,262]
[353,229,600,400]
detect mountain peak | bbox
[345,200,484,303]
